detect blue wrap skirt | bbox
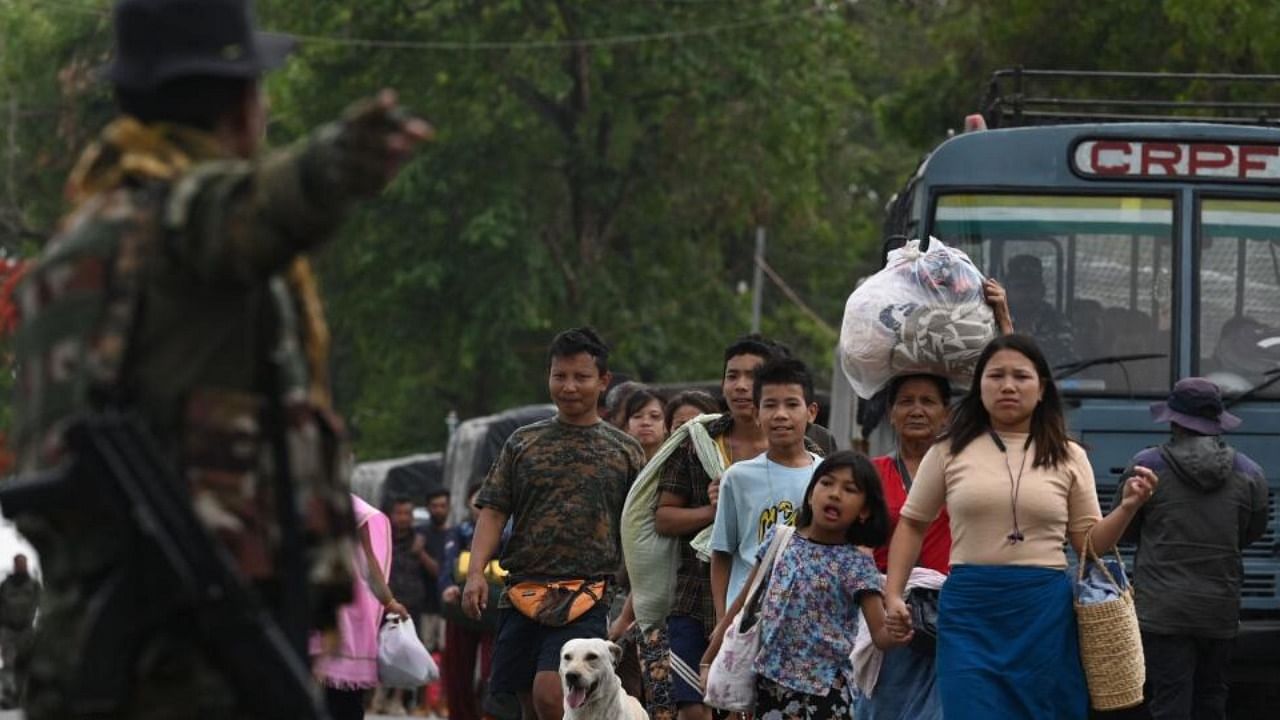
[937,565,1088,720]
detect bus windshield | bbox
[1198,199,1280,399]
[933,193,1174,396]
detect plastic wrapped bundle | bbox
[839,237,996,398]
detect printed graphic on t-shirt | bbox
[756,500,798,542]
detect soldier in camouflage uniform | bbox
[7,0,430,717]
[463,328,646,720]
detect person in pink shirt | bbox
[312,495,409,720]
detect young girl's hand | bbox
[864,594,912,650]
[883,594,913,642]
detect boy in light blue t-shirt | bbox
[710,357,821,616]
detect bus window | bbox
[934,194,1174,395]
[1198,199,1280,397]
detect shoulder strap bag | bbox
[703,525,795,712]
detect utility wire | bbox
[26,0,820,51]
[266,7,819,51]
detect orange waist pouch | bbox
[506,579,607,627]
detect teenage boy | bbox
[463,327,646,720]
[710,357,821,615]
[654,334,783,720]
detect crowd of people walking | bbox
[416,321,1270,720]
[1,3,1272,719]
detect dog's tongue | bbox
[566,687,587,709]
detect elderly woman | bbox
[860,373,952,720]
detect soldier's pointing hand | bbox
[307,88,434,199]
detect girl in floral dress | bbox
[702,450,901,719]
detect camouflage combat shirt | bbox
[13,119,357,591]
[9,117,370,720]
[476,416,645,591]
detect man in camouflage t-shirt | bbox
[464,327,645,720]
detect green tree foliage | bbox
[254,0,892,456]
[877,0,1280,147]
[0,0,112,251]
[5,0,1280,458]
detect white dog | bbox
[559,637,647,720]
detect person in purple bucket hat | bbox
[1115,378,1269,720]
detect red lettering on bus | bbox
[1188,144,1233,175]
[1141,143,1182,176]
[1238,145,1279,178]
[1074,138,1280,182]
[1089,141,1132,175]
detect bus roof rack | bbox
[982,68,1280,128]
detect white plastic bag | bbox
[377,616,439,688]
[839,237,996,398]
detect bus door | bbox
[1196,197,1280,613]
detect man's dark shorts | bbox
[667,614,710,706]
[488,602,609,693]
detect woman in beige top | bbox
[882,334,1158,720]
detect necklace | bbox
[749,452,782,542]
[989,430,1032,544]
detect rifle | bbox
[0,412,330,719]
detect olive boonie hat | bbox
[1150,377,1242,435]
[106,0,295,91]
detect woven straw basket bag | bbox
[1074,532,1145,711]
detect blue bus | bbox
[831,71,1280,686]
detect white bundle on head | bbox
[839,237,996,398]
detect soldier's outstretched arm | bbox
[164,90,432,284]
